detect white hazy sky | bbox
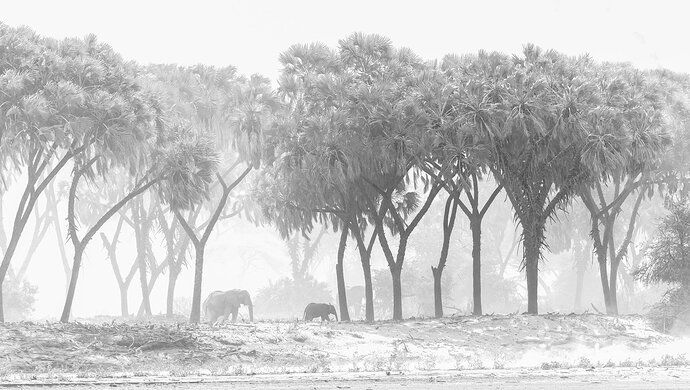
[3,0,690,82]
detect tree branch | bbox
[479,183,504,219]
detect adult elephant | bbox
[303,303,338,322]
[203,289,254,324]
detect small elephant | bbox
[303,303,338,322]
[203,289,254,324]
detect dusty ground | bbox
[0,314,688,385]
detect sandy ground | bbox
[0,314,688,385]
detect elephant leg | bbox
[231,308,239,322]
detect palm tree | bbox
[580,67,685,314]
[467,46,596,314]
[418,57,505,316]
[149,65,276,324]
[0,27,119,321]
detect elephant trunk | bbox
[334,310,338,322]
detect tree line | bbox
[1,24,688,323]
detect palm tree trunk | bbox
[15,208,50,281]
[189,245,205,323]
[46,184,71,288]
[137,260,166,317]
[391,264,403,320]
[0,229,22,323]
[119,283,129,317]
[524,230,541,315]
[432,265,443,318]
[336,226,350,322]
[434,195,457,318]
[137,255,152,317]
[351,223,375,322]
[596,251,612,313]
[471,218,482,315]
[362,259,374,322]
[166,266,179,317]
[608,258,620,315]
[60,247,84,322]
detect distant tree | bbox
[254,275,332,320]
[73,167,137,317]
[100,215,137,317]
[1,276,37,321]
[634,200,690,330]
[287,226,327,284]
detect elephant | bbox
[303,303,338,322]
[203,289,254,324]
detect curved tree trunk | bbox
[178,166,252,324]
[136,259,167,317]
[0,145,85,322]
[336,226,350,322]
[15,207,51,282]
[60,248,84,322]
[60,155,159,323]
[433,195,457,318]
